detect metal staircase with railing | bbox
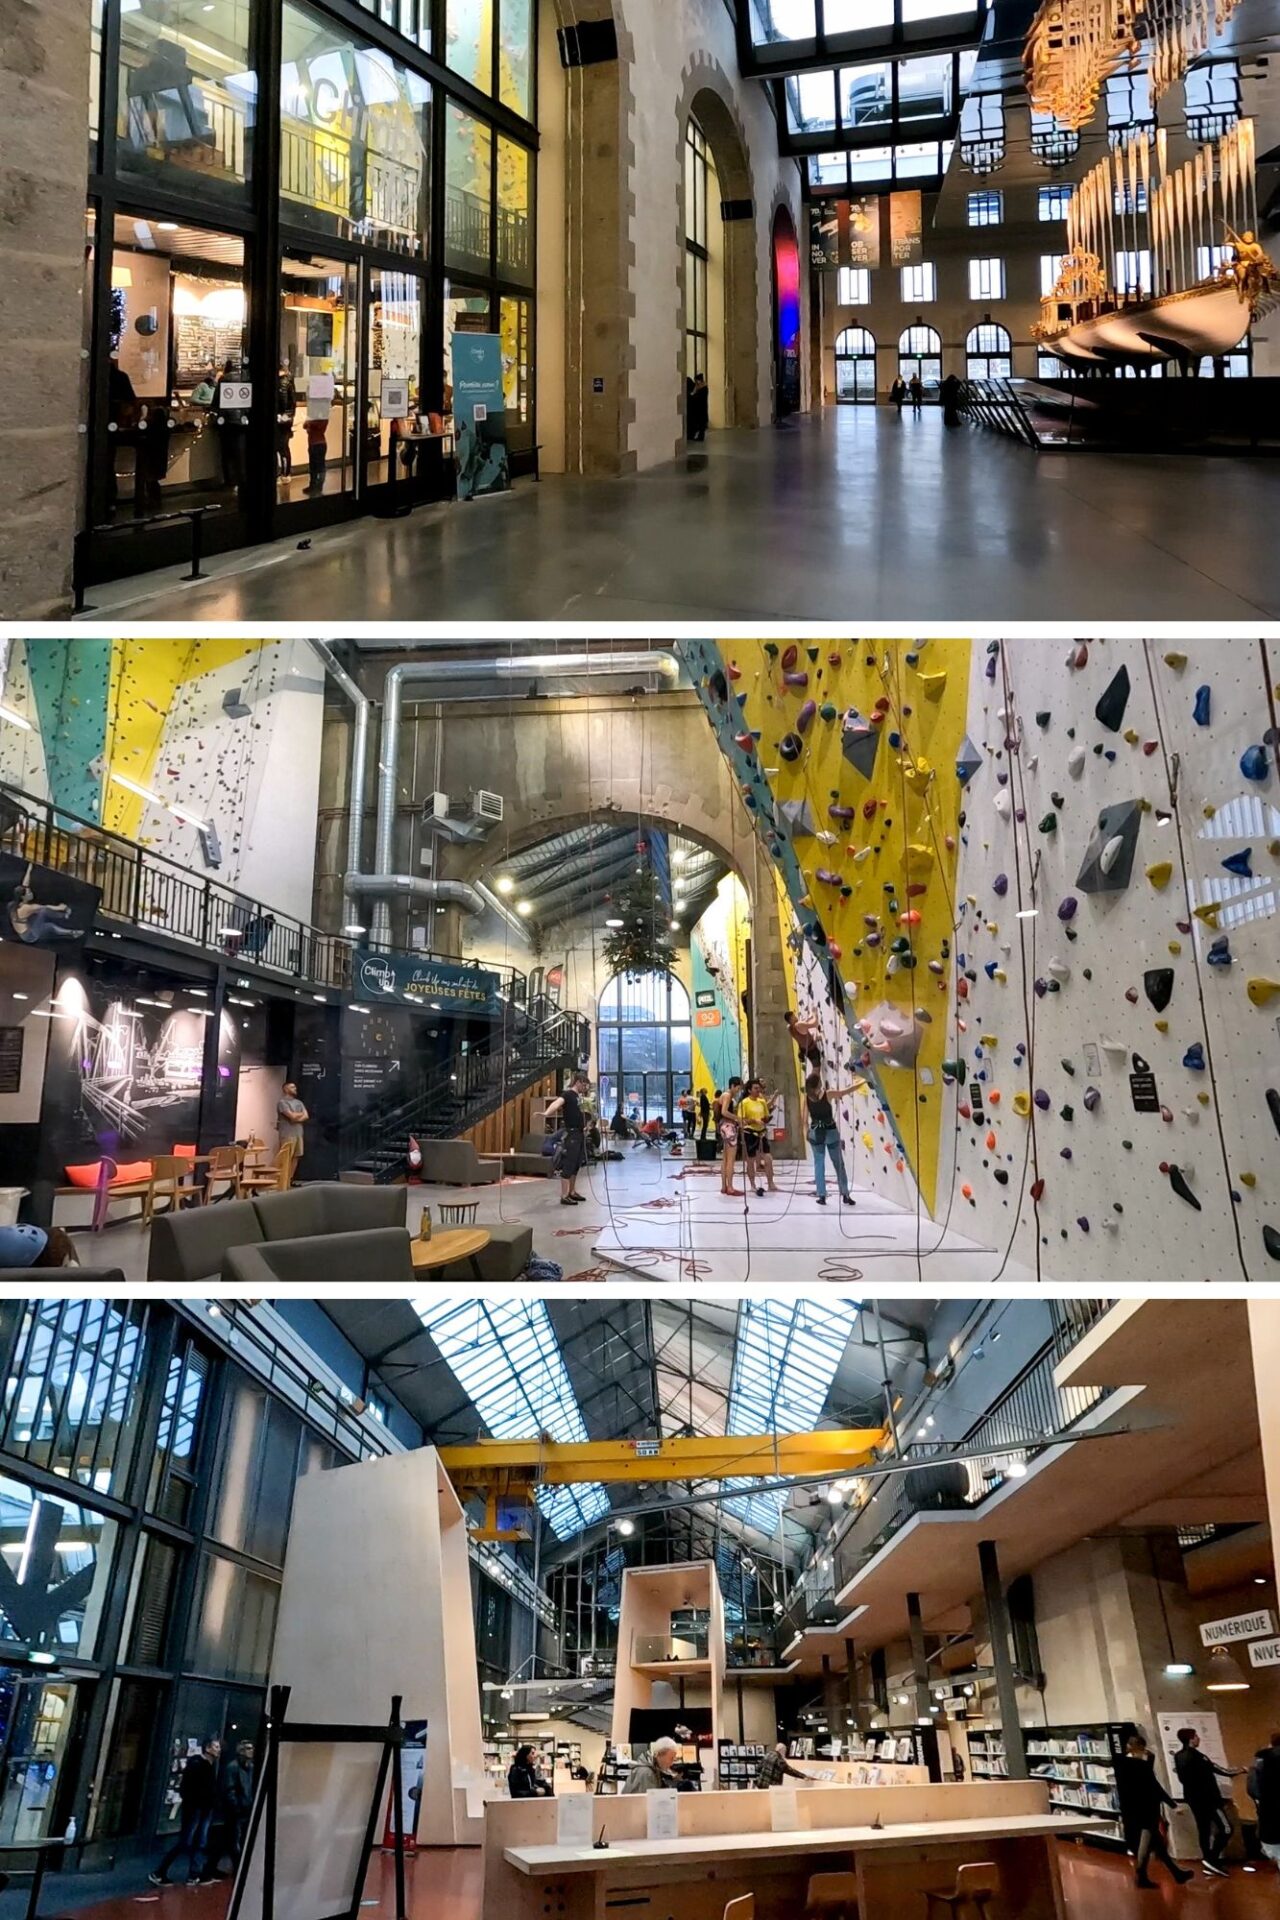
[338,1004,587,1183]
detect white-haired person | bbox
[623,1737,682,1793]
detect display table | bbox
[485,1785,1097,1920]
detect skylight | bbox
[412,1298,611,1537]
[724,1300,862,1536]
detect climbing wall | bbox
[0,639,324,925]
[690,872,750,1094]
[684,638,1280,1281]
[682,639,972,1214]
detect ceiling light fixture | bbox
[1205,1647,1250,1693]
[516,901,533,917]
[0,703,33,731]
[495,876,515,895]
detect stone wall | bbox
[0,0,89,615]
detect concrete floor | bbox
[79,409,1280,623]
[58,1149,1034,1288]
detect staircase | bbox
[338,1006,587,1183]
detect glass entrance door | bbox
[0,1675,83,1845]
[836,355,876,401]
[277,253,358,509]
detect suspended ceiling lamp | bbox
[1204,1646,1250,1692]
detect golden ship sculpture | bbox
[1025,0,1246,127]
[1032,118,1279,366]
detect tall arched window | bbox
[596,971,692,1125]
[835,325,877,404]
[898,324,941,390]
[965,322,1012,380]
[684,116,724,433]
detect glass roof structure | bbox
[412,1298,611,1537]
[724,1299,863,1535]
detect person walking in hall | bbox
[1173,1725,1243,1878]
[1249,1732,1280,1872]
[1115,1735,1193,1889]
[508,1743,553,1798]
[738,1078,779,1197]
[889,373,907,413]
[940,371,964,428]
[804,1072,857,1208]
[150,1738,221,1886]
[218,1740,256,1871]
[909,372,924,415]
[716,1076,743,1195]
[689,372,710,442]
[544,1070,591,1205]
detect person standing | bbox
[544,1071,590,1206]
[150,1739,221,1886]
[889,374,907,413]
[507,1744,553,1798]
[738,1079,779,1198]
[1251,1732,1280,1872]
[940,372,964,427]
[804,1072,857,1207]
[623,1738,682,1793]
[909,372,924,415]
[698,1087,712,1142]
[277,1082,308,1165]
[1115,1736,1192,1889]
[276,363,297,477]
[755,1743,810,1789]
[1173,1726,1242,1878]
[219,1740,255,1870]
[716,1077,743,1196]
[678,1087,696,1139]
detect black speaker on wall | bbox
[558,19,618,66]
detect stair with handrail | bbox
[338,1005,587,1183]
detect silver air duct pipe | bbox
[344,871,486,917]
[307,640,370,936]
[369,648,678,948]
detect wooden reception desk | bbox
[483,1783,1097,1920]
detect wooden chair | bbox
[723,1897,754,1920]
[241,1142,299,1196]
[202,1144,245,1205]
[924,1862,999,1918]
[804,1871,860,1920]
[142,1154,202,1227]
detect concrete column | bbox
[821,1652,842,1741]
[845,1637,861,1734]
[1247,1302,1280,1575]
[907,1590,932,1722]
[979,1539,1028,1779]
[0,0,90,615]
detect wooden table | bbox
[410,1227,491,1283]
[496,1812,1100,1920]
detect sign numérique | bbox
[354,950,502,1015]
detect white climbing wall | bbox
[690,637,1280,1282]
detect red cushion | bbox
[174,1144,196,1157]
[65,1160,154,1189]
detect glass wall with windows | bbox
[596,972,693,1126]
[898,323,941,388]
[85,0,539,582]
[834,324,877,401]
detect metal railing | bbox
[0,778,536,1008]
[336,1005,586,1174]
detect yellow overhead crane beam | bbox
[438,1429,888,1541]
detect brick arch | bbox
[674,57,761,435]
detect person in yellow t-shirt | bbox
[738,1078,779,1197]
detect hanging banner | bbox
[451,333,511,500]
[809,203,840,270]
[354,950,503,1015]
[887,191,923,267]
[840,197,882,268]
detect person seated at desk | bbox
[508,1744,553,1799]
[623,1738,681,1793]
[756,1743,812,1788]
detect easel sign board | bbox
[233,1742,390,1920]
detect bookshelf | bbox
[718,1740,768,1788]
[969,1721,1127,1846]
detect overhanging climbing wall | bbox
[684,638,1280,1282]
[683,639,972,1214]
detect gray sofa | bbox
[418,1140,501,1187]
[224,1226,415,1290]
[147,1184,408,1286]
[1,1266,126,1286]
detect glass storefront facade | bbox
[84,0,538,582]
[0,1300,387,1857]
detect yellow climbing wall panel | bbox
[722,639,971,1211]
[103,639,264,839]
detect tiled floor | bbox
[80,409,1280,624]
[9,1839,1277,1920]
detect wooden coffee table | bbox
[409,1226,491,1284]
